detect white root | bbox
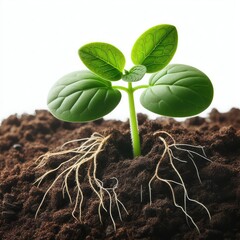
[149,131,211,233]
[34,132,128,231]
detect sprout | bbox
[36,24,213,232]
[47,24,214,157]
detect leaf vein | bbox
[143,27,175,63]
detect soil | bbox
[0,108,239,240]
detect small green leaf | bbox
[131,24,178,73]
[47,70,121,122]
[122,65,147,82]
[140,64,214,117]
[79,42,125,81]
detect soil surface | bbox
[0,108,239,240]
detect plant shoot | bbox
[47,24,214,157]
[38,25,214,231]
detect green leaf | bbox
[131,24,178,73]
[79,42,125,81]
[122,65,147,82]
[47,70,121,122]
[140,64,214,117]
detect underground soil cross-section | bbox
[0,108,240,240]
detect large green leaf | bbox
[47,70,121,122]
[131,24,178,73]
[140,64,214,117]
[79,42,125,81]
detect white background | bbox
[0,0,239,122]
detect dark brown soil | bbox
[0,108,239,240]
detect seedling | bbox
[47,24,214,157]
[36,24,214,231]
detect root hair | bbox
[34,132,128,231]
[149,131,211,233]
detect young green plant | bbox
[47,24,213,158]
[37,24,214,231]
[48,24,213,157]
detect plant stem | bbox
[127,82,141,157]
[133,85,148,92]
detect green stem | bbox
[127,82,141,157]
[133,84,149,92]
[112,85,129,93]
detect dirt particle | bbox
[0,176,18,193]
[12,143,23,151]
[201,162,235,184]
[52,209,72,224]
